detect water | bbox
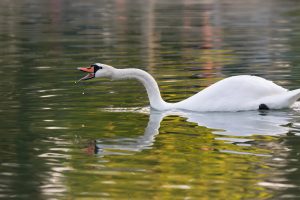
[1,0,300,199]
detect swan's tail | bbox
[287,89,300,105]
[260,89,300,109]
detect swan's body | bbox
[78,63,300,112]
[175,75,300,112]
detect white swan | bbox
[78,63,300,112]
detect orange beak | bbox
[78,67,94,73]
[77,66,95,81]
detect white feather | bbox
[92,63,300,112]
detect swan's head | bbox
[78,63,115,81]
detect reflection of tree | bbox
[0,1,44,199]
[0,1,70,198]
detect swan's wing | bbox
[176,75,288,111]
[196,75,287,99]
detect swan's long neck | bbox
[112,68,172,110]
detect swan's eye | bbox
[91,64,102,72]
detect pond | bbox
[1,0,300,199]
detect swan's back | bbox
[176,75,288,111]
[199,75,286,98]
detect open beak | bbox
[77,67,95,81]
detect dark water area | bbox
[1,0,300,199]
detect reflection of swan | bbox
[91,111,164,156]
[181,111,291,136]
[78,63,300,112]
[91,109,293,155]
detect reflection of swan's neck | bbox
[112,69,173,110]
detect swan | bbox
[77,63,300,112]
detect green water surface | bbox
[1,0,300,199]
